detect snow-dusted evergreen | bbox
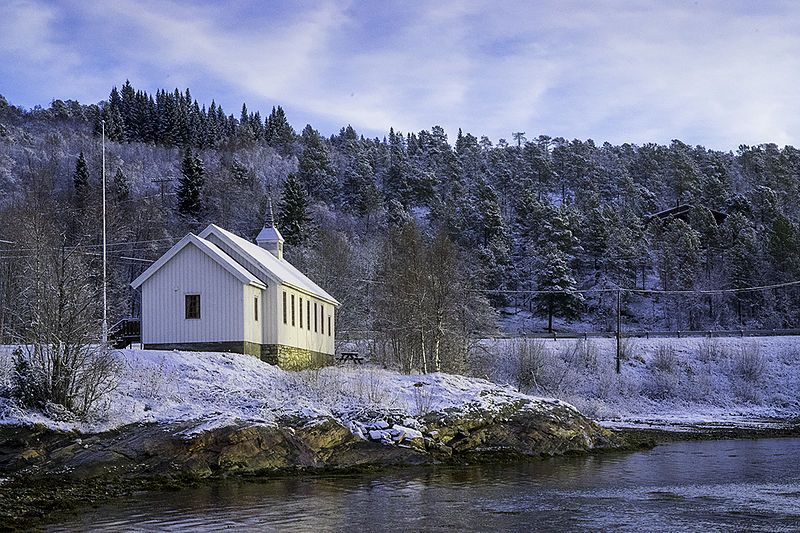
[2,81,800,349]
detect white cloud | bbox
[3,0,800,149]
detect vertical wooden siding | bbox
[274,287,335,355]
[141,244,245,344]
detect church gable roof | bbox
[130,233,266,290]
[198,224,340,306]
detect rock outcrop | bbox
[0,398,624,483]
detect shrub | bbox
[410,381,437,417]
[512,338,567,395]
[618,337,637,363]
[651,345,678,373]
[697,337,726,363]
[562,338,599,370]
[348,367,395,407]
[732,343,766,384]
[12,345,120,417]
[127,354,177,400]
[643,370,679,399]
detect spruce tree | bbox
[342,141,380,219]
[277,173,311,245]
[297,125,338,204]
[177,149,205,217]
[73,152,90,211]
[265,106,295,151]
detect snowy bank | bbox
[2,348,575,435]
[475,335,800,428]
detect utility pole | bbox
[615,288,622,374]
[101,120,108,345]
[151,177,173,203]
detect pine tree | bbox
[73,152,90,211]
[277,173,311,245]
[769,214,800,279]
[536,247,584,332]
[384,128,413,206]
[657,218,702,291]
[177,149,205,217]
[341,141,380,219]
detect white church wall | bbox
[141,244,245,345]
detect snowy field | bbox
[473,335,800,427]
[0,347,568,438]
[0,336,798,435]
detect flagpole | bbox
[101,120,108,345]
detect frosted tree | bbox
[656,218,702,291]
[298,125,338,204]
[177,149,205,218]
[9,214,118,417]
[265,105,295,151]
[536,247,584,332]
[111,167,130,204]
[277,173,311,246]
[72,152,90,212]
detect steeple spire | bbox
[266,197,276,228]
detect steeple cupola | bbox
[256,199,284,259]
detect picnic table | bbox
[336,351,364,364]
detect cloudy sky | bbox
[1,0,799,150]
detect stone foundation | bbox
[260,344,331,370]
[144,341,330,370]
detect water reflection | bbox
[49,438,800,532]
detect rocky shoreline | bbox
[0,398,628,530]
[2,399,798,531]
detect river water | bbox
[48,438,800,532]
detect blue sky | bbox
[2,0,799,150]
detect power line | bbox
[472,280,800,296]
[0,237,179,254]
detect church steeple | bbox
[256,197,284,259]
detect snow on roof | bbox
[198,224,340,306]
[130,233,266,290]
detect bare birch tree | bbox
[374,222,494,374]
[9,213,119,417]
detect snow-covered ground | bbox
[473,336,800,427]
[1,336,797,436]
[0,348,568,438]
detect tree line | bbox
[2,82,800,368]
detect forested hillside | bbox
[2,82,800,360]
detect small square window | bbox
[185,294,201,319]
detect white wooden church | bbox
[131,214,339,369]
